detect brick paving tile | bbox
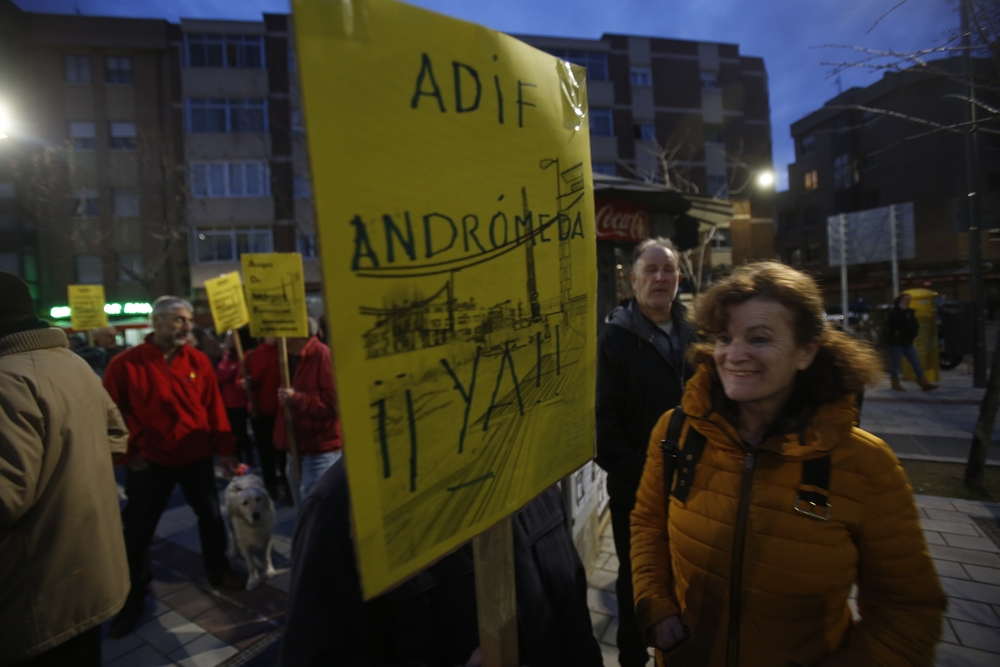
[964,564,1000,586]
[587,587,618,617]
[925,508,977,524]
[942,534,1000,553]
[928,544,1000,568]
[150,539,206,577]
[233,629,274,652]
[105,644,174,667]
[169,633,238,667]
[914,496,958,511]
[933,559,970,580]
[191,596,277,647]
[920,519,983,537]
[936,641,1000,667]
[590,568,617,593]
[950,620,1000,654]
[944,598,1000,628]
[941,618,957,644]
[101,633,144,665]
[150,563,190,599]
[590,611,612,639]
[162,585,219,620]
[924,531,946,546]
[941,577,1000,605]
[135,610,206,656]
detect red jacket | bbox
[242,342,281,417]
[274,336,342,456]
[215,351,248,409]
[103,335,235,467]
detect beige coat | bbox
[0,328,130,664]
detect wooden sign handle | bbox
[278,336,302,484]
[231,332,256,418]
[472,516,519,667]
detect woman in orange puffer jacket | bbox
[630,263,945,667]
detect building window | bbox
[704,123,723,143]
[0,253,18,275]
[190,161,271,198]
[185,34,265,69]
[294,175,312,199]
[779,210,798,232]
[590,108,614,137]
[287,47,296,72]
[72,189,100,217]
[706,174,729,199]
[710,228,732,248]
[806,243,822,264]
[106,56,133,84]
[634,123,656,142]
[69,122,96,150]
[788,247,802,266]
[545,49,608,81]
[195,227,273,263]
[800,134,815,156]
[186,98,268,133]
[65,55,92,84]
[803,169,818,190]
[291,110,305,134]
[109,122,137,150]
[118,253,142,282]
[803,207,820,228]
[833,154,856,190]
[113,190,140,217]
[298,232,317,259]
[630,66,651,87]
[76,255,103,284]
[700,72,719,90]
[592,162,617,176]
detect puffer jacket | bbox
[631,365,945,667]
[0,328,130,664]
[274,336,342,456]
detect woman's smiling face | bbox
[713,297,819,408]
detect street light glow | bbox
[0,103,11,139]
[756,171,775,188]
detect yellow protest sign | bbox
[295,0,597,598]
[67,284,108,331]
[204,271,251,333]
[241,253,309,338]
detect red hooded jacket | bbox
[103,334,235,467]
[242,341,281,417]
[215,350,248,410]
[274,336,342,456]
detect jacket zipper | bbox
[727,451,756,667]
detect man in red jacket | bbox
[103,296,245,638]
[275,321,342,505]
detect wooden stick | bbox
[278,336,302,484]
[232,331,256,418]
[86,330,95,347]
[472,516,519,667]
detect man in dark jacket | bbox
[885,293,937,392]
[280,459,603,667]
[595,237,694,667]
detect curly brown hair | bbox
[688,261,883,405]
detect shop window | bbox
[65,55,91,84]
[106,56,133,84]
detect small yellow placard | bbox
[67,284,108,331]
[295,0,597,599]
[241,253,309,338]
[204,271,251,333]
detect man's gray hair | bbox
[631,236,678,269]
[307,316,320,336]
[152,295,194,319]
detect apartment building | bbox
[775,58,1000,307]
[516,32,776,274]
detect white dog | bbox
[224,474,276,591]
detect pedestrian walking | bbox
[886,293,937,391]
[275,319,342,504]
[631,263,945,666]
[94,326,127,364]
[103,295,246,638]
[216,331,254,465]
[595,237,695,667]
[242,337,287,501]
[0,271,130,667]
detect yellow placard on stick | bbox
[295,0,597,598]
[204,271,251,333]
[67,284,108,331]
[241,253,309,338]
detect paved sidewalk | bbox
[585,497,1000,667]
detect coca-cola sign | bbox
[594,198,651,242]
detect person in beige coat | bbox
[0,271,130,666]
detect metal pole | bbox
[962,0,988,387]
[889,205,900,297]
[840,214,849,333]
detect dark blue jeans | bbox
[121,457,229,598]
[888,344,925,380]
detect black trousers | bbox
[251,415,285,493]
[16,625,101,667]
[122,457,229,596]
[608,478,650,667]
[227,407,254,465]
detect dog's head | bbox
[227,475,272,524]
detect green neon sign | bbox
[50,302,153,318]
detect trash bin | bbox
[902,288,940,383]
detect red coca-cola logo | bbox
[594,199,650,242]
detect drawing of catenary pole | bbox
[540,158,585,313]
[521,187,543,322]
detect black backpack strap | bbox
[671,426,707,503]
[659,409,686,519]
[794,456,832,521]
